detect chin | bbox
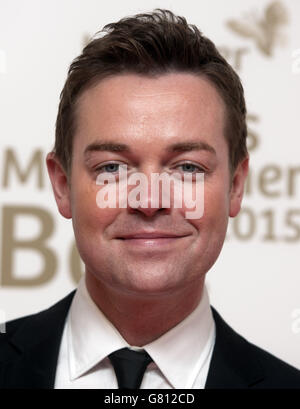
[113,269,188,296]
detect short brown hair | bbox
[54,9,248,174]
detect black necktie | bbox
[108,347,153,389]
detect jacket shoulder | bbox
[241,335,300,388]
[207,307,300,389]
[0,291,76,362]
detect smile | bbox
[117,232,190,248]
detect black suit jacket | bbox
[0,291,300,389]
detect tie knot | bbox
[108,347,153,389]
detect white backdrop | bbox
[0,0,300,369]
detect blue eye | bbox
[178,163,204,173]
[97,163,120,173]
[104,163,120,172]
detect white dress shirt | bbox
[54,276,216,389]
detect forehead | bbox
[74,72,226,153]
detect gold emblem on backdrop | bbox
[222,2,300,243]
[226,1,289,57]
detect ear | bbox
[229,156,249,218]
[46,152,72,219]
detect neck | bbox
[85,272,205,347]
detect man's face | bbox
[49,73,248,295]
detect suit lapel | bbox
[205,306,265,389]
[1,292,266,389]
[1,291,75,389]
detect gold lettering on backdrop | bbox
[0,6,299,291]
[1,206,56,286]
[244,114,259,196]
[246,114,259,152]
[287,167,300,197]
[259,165,282,198]
[244,166,300,198]
[232,208,256,241]
[244,170,252,197]
[2,149,44,189]
[227,207,300,244]
[226,1,289,57]
[223,5,300,244]
[283,210,300,242]
[70,241,84,283]
[229,207,300,242]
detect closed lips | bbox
[118,233,189,239]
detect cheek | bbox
[182,178,230,230]
[71,182,120,236]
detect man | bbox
[1,9,300,389]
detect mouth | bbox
[116,232,190,248]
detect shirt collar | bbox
[143,284,215,388]
[68,275,215,388]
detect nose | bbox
[128,199,170,217]
[127,169,171,217]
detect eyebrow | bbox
[84,141,216,157]
[84,142,130,157]
[167,141,216,155]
